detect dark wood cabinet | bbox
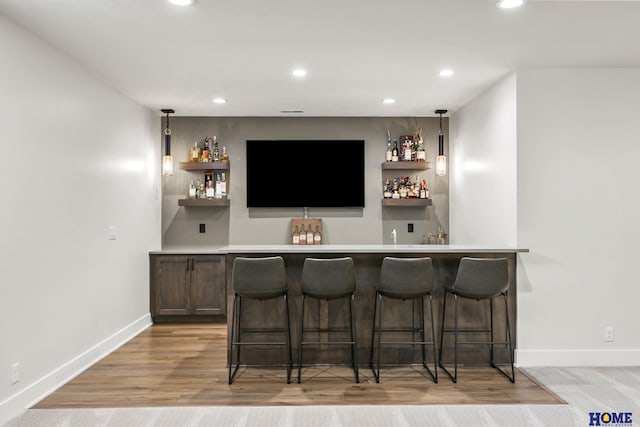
[150,255,226,322]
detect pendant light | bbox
[161,109,174,176]
[435,109,448,176]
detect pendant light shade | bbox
[435,109,448,176]
[161,109,174,176]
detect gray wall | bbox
[162,117,449,248]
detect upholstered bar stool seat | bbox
[439,257,515,383]
[369,257,438,383]
[228,256,292,384]
[297,257,359,383]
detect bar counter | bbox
[219,245,527,367]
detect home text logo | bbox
[589,412,633,426]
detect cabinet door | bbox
[190,255,226,315]
[153,256,190,316]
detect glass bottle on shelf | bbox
[198,180,205,199]
[306,225,314,244]
[313,226,322,245]
[385,141,392,162]
[416,138,426,162]
[189,141,201,162]
[403,138,412,161]
[215,173,223,199]
[391,140,399,162]
[299,224,307,245]
[221,146,229,162]
[188,179,196,199]
[201,139,211,162]
[205,179,215,199]
[292,226,300,245]
[212,136,220,162]
[220,172,227,198]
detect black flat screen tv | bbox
[246,140,365,208]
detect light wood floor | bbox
[34,324,564,408]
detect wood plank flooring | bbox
[34,324,564,408]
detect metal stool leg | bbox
[369,289,379,377]
[376,292,384,383]
[428,294,438,383]
[297,294,305,384]
[228,293,238,384]
[453,294,458,383]
[349,293,359,383]
[284,292,292,384]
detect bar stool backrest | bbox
[301,257,355,299]
[379,257,434,295]
[232,256,287,300]
[451,257,509,299]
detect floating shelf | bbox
[179,161,230,171]
[382,198,432,207]
[178,198,230,207]
[381,161,429,171]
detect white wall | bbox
[450,73,517,245]
[0,16,160,424]
[516,69,640,366]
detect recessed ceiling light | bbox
[496,0,524,9]
[382,98,396,104]
[292,69,307,77]
[439,69,454,78]
[169,0,193,5]
[212,98,227,104]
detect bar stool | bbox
[228,256,292,384]
[369,257,438,383]
[439,257,515,383]
[297,257,359,383]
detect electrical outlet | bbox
[199,224,206,234]
[10,363,19,385]
[604,326,614,342]
[408,223,414,233]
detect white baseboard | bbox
[516,349,640,367]
[0,313,152,426]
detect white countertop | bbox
[151,244,528,255]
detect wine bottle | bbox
[299,224,307,245]
[306,225,314,244]
[391,140,399,162]
[313,226,322,245]
[292,226,300,245]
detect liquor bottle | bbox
[306,225,314,244]
[212,136,220,162]
[299,224,307,245]
[313,226,322,245]
[383,178,392,198]
[416,138,426,162]
[215,173,223,199]
[221,146,229,162]
[403,138,412,161]
[189,141,201,162]
[220,172,227,197]
[385,141,392,162]
[201,140,211,162]
[292,226,300,245]
[205,179,215,199]
[188,179,196,199]
[391,140,399,162]
[198,180,205,199]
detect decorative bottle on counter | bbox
[306,225,314,244]
[313,226,322,245]
[299,225,307,245]
[292,226,300,245]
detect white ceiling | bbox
[1,0,639,117]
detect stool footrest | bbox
[300,341,355,345]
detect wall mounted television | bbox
[246,140,365,208]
